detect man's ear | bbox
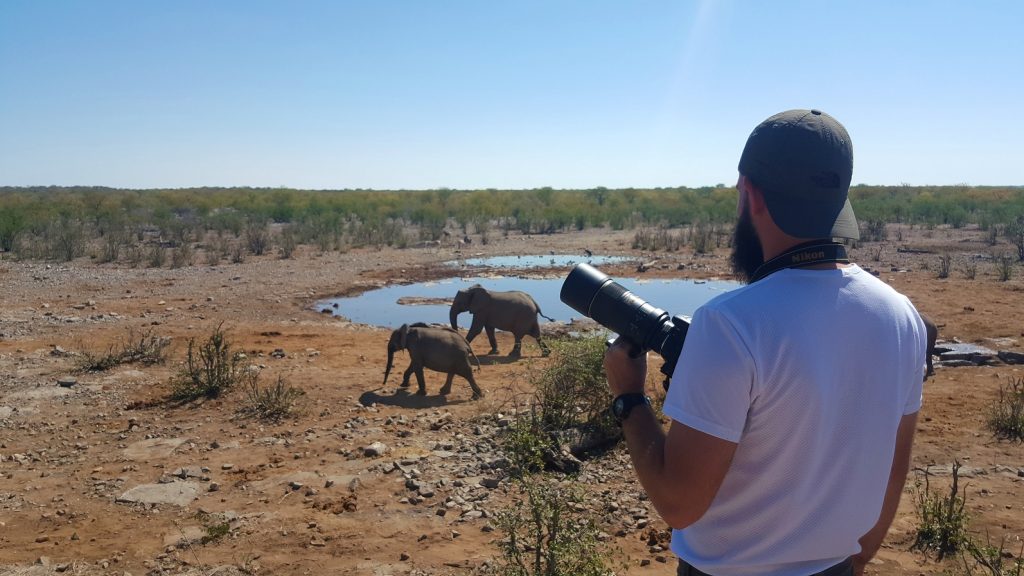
[741,175,769,217]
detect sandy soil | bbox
[1,224,1022,576]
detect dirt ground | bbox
[1,224,1022,576]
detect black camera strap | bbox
[750,240,849,283]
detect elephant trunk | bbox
[383,348,395,384]
[449,307,461,331]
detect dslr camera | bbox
[560,262,690,389]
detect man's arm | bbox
[605,341,737,529]
[853,412,918,575]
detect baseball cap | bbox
[738,109,859,240]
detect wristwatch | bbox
[612,393,651,423]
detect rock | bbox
[56,376,77,388]
[117,482,201,507]
[997,350,1024,365]
[363,442,388,457]
[400,552,410,561]
[480,477,501,489]
[123,437,189,460]
[934,342,997,364]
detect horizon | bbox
[2,1,1022,190]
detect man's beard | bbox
[730,207,764,284]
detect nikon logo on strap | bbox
[791,250,826,263]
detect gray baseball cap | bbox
[738,109,859,240]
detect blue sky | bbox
[1,1,1021,189]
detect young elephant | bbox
[449,284,553,358]
[383,323,484,400]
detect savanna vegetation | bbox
[2,185,1023,263]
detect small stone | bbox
[57,377,77,388]
[363,442,388,457]
[208,483,220,492]
[400,552,410,561]
[35,536,50,543]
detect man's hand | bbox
[604,337,648,397]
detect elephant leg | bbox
[485,326,499,355]
[414,369,427,396]
[464,370,484,400]
[440,373,454,395]
[509,336,522,358]
[466,317,485,344]
[537,336,551,357]
[400,364,415,388]
[530,325,551,357]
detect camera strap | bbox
[750,240,849,283]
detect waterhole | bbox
[319,275,738,329]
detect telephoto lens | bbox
[560,262,691,387]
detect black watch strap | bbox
[613,393,651,423]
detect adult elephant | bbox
[922,313,938,379]
[450,284,553,357]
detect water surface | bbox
[319,276,738,329]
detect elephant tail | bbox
[537,308,555,322]
[469,347,481,371]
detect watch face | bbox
[612,397,626,418]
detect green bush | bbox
[995,253,1015,282]
[169,324,243,401]
[938,254,953,279]
[987,376,1024,441]
[242,374,305,421]
[911,462,970,560]
[488,475,617,576]
[502,336,616,477]
[77,329,170,372]
[963,533,1024,576]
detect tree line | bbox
[1,184,1022,260]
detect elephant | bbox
[383,322,484,400]
[450,284,553,357]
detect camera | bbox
[560,262,691,388]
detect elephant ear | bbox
[399,323,410,349]
[468,285,488,313]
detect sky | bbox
[1,1,1022,190]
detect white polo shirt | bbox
[664,265,926,576]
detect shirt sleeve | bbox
[662,305,754,443]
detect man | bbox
[605,109,926,576]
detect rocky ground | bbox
[1,225,1022,576]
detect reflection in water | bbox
[319,276,738,329]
